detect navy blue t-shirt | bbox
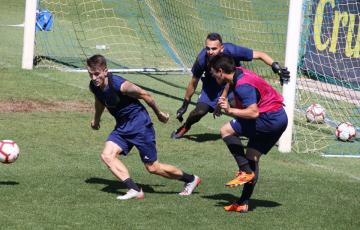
[191,43,253,102]
[89,74,152,134]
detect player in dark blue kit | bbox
[171,32,289,139]
[209,53,288,213]
[87,55,201,200]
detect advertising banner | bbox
[303,0,360,84]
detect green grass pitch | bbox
[0,1,360,229]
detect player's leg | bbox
[137,124,201,195]
[104,133,144,200]
[220,121,255,187]
[144,160,190,180]
[100,141,129,180]
[144,161,201,196]
[171,102,211,139]
[144,160,182,178]
[184,102,211,129]
[225,110,288,212]
[224,147,261,213]
[225,148,261,212]
[226,113,287,211]
[227,135,279,212]
[140,144,201,196]
[232,109,288,203]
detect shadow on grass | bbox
[182,133,249,143]
[0,181,19,185]
[85,177,198,195]
[183,133,221,142]
[202,193,281,212]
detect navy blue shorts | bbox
[197,83,226,110]
[107,124,157,163]
[230,108,288,154]
[197,90,217,109]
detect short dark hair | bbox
[86,54,107,69]
[206,32,222,44]
[208,53,235,74]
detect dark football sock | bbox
[179,172,195,183]
[223,135,252,173]
[184,103,210,129]
[123,178,141,192]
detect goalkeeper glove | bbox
[271,62,290,85]
[176,99,189,122]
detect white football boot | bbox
[179,175,201,196]
[116,189,144,200]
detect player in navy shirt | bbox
[87,55,201,200]
[209,53,288,213]
[171,32,289,139]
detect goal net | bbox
[34,0,288,73]
[296,0,359,156]
[31,0,359,155]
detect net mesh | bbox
[296,0,359,155]
[35,0,288,73]
[34,0,359,155]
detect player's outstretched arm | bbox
[121,81,169,123]
[253,50,274,66]
[91,96,105,130]
[253,50,290,85]
[183,76,199,102]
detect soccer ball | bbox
[335,122,357,142]
[305,103,326,123]
[0,140,20,164]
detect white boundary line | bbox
[67,68,191,74]
[1,24,24,27]
[322,154,360,158]
[307,162,360,181]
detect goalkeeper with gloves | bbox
[171,32,289,139]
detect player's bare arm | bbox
[184,76,199,101]
[121,81,169,123]
[175,76,199,122]
[253,50,290,85]
[91,96,105,130]
[253,50,274,66]
[213,82,230,118]
[218,97,259,119]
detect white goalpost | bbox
[22,0,37,69]
[278,0,304,153]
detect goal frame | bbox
[22,0,305,153]
[278,0,304,153]
[22,0,37,69]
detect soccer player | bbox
[171,32,289,139]
[87,54,201,200]
[208,53,288,213]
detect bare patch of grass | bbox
[0,100,92,113]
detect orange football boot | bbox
[225,171,255,187]
[224,203,248,213]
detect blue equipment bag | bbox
[35,10,54,31]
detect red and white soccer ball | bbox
[305,103,326,123]
[335,122,357,142]
[0,140,20,164]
